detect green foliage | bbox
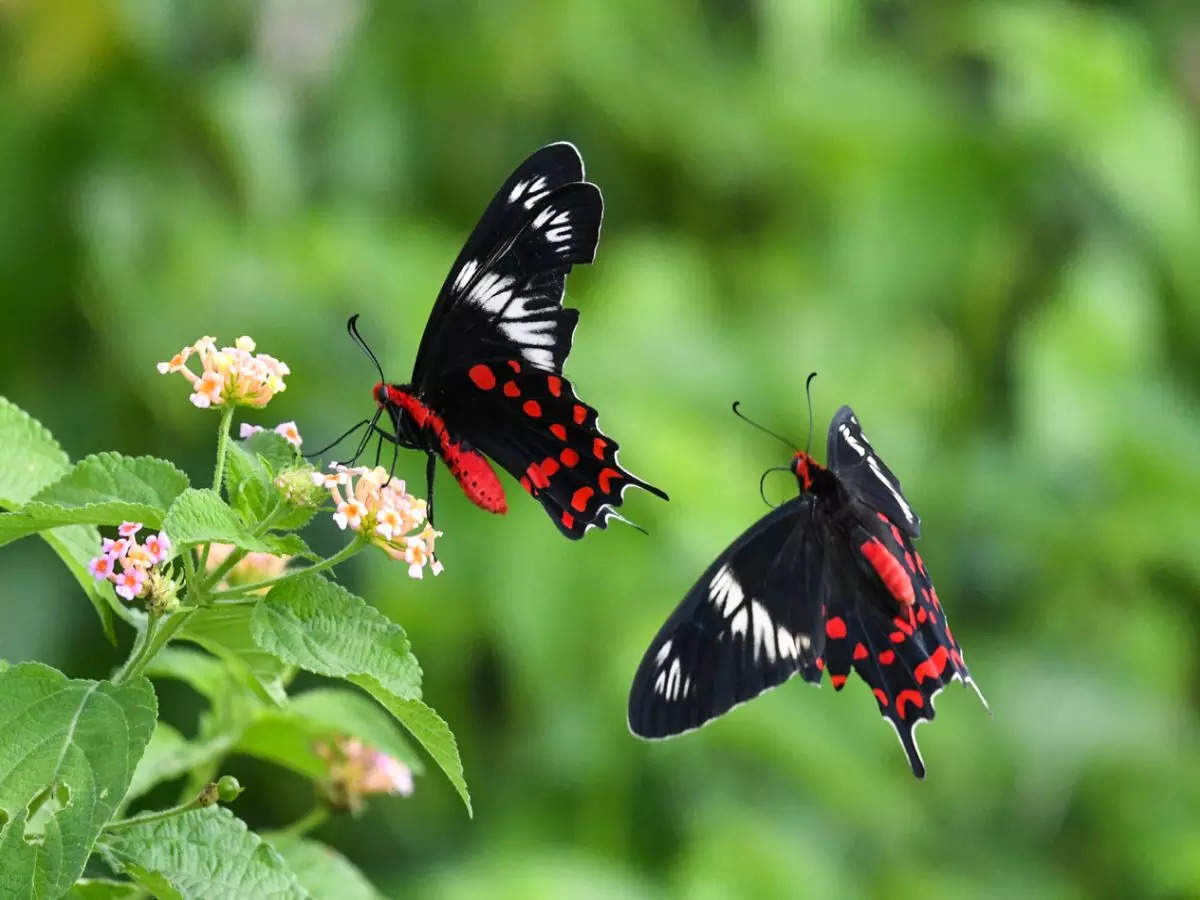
[96,807,307,900]
[0,395,465,896]
[0,664,156,897]
[267,834,384,900]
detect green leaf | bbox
[96,806,308,900]
[236,687,423,779]
[64,878,142,899]
[266,834,383,900]
[0,396,69,507]
[261,531,318,561]
[0,664,157,897]
[353,680,472,816]
[0,399,116,639]
[163,488,277,553]
[252,575,423,700]
[125,722,236,804]
[180,605,290,705]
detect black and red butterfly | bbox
[333,143,667,537]
[627,382,986,777]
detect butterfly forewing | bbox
[413,146,603,384]
[826,405,921,537]
[628,498,826,738]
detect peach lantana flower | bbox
[316,737,414,813]
[204,542,290,593]
[158,335,290,409]
[314,464,443,578]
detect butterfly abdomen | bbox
[384,385,508,515]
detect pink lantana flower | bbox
[88,522,177,608]
[158,335,290,409]
[239,423,264,439]
[314,464,443,578]
[274,421,302,448]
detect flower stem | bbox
[212,404,235,495]
[113,610,162,684]
[208,537,366,599]
[104,783,219,832]
[278,806,330,838]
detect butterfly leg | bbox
[425,451,440,568]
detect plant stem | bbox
[113,610,162,684]
[104,787,215,832]
[279,806,330,838]
[208,537,365,599]
[212,404,235,494]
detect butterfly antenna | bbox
[731,401,798,450]
[758,465,791,509]
[347,314,387,384]
[804,372,817,456]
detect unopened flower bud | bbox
[144,570,180,615]
[275,464,323,507]
[216,775,244,802]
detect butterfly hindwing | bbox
[412,144,603,385]
[628,498,827,739]
[826,405,921,538]
[440,360,666,537]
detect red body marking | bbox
[860,537,916,606]
[386,388,507,514]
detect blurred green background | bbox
[3,0,1199,897]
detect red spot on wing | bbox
[853,642,868,661]
[915,554,928,576]
[560,448,579,467]
[831,674,847,689]
[878,650,895,665]
[523,400,542,418]
[573,404,587,425]
[890,524,904,546]
[873,688,889,707]
[507,359,521,373]
[597,467,622,494]
[520,475,532,493]
[904,551,916,573]
[916,606,928,624]
[889,631,905,643]
[877,512,889,523]
[892,616,914,636]
[547,375,562,397]
[896,689,925,719]
[468,365,496,390]
[950,649,964,668]
[592,438,607,459]
[503,380,521,398]
[860,537,916,606]
[816,657,825,671]
[561,511,575,529]
[526,463,549,490]
[571,486,594,512]
[914,646,950,684]
[541,457,560,478]
[550,423,567,441]
[825,617,847,640]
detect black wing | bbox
[821,516,986,777]
[434,362,667,538]
[826,405,921,537]
[411,142,602,387]
[628,498,830,738]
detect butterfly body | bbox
[358,143,666,538]
[629,404,985,777]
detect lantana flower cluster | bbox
[316,736,414,813]
[314,464,443,578]
[158,336,290,409]
[87,521,173,603]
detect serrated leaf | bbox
[352,679,472,816]
[125,722,236,804]
[0,399,115,639]
[236,687,422,778]
[252,575,422,700]
[64,878,141,899]
[96,806,308,900]
[0,396,70,507]
[261,531,318,561]
[265,835,383,900]
[163,488,280,554]
[0,664,157,897]
[179,605,289,706]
